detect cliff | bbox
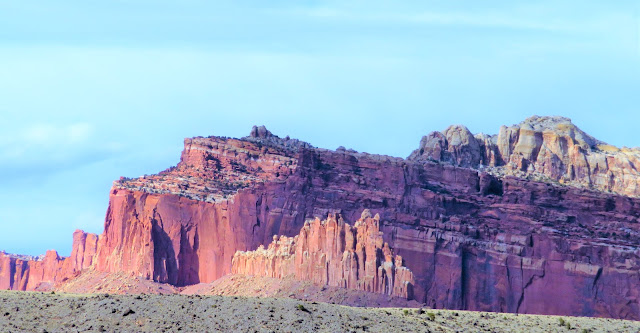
[2,119,640,320]
[232,210,414,299]
[0,230,98,291]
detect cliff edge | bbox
[2,116,640,320]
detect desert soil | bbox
[0,290,638,333]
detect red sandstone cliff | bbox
[2,120,640,320]
[0,230,97,291]
[232,210,414,299]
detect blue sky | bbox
[1,1,639,255]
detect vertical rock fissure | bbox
[516,261,546,314]
[592,266,603,298]
[8,259,15,290]
[151,210,178,285]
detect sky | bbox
[0,1,639,256]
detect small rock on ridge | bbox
[250,125,273,138]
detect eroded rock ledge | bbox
[408,116,640,197]
[232,210,414,299]
[113,126,303,202]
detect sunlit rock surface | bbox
[2,117,640,320]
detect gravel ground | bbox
[182,274,425,308]
[0,291,638,333]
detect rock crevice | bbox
[232,211,415,299]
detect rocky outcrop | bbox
[0,230,98,291]
[85,126,640,319]
[232,211,414,299]
[409,125,482,167]
[409,116,640,197]
[68,231,99,273]
[2,118,640,320]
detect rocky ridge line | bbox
[1,118,640,320]
[408,115,640,197]
[112,126,301,202]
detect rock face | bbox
[0,230,98,291]
[232,211,414,299]
[2,117,640,320]
[409,116,640,197]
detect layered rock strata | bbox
[1,118,640,320]
[232,211,414,299]
[0,230,98,290]
[408,116,640,197]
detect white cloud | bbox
[0,122,120,179]
[289,2,634,36]
[67,123,92,143]
[17,122,92,147]
[404,12,567,31]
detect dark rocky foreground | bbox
[0,291,638,333]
